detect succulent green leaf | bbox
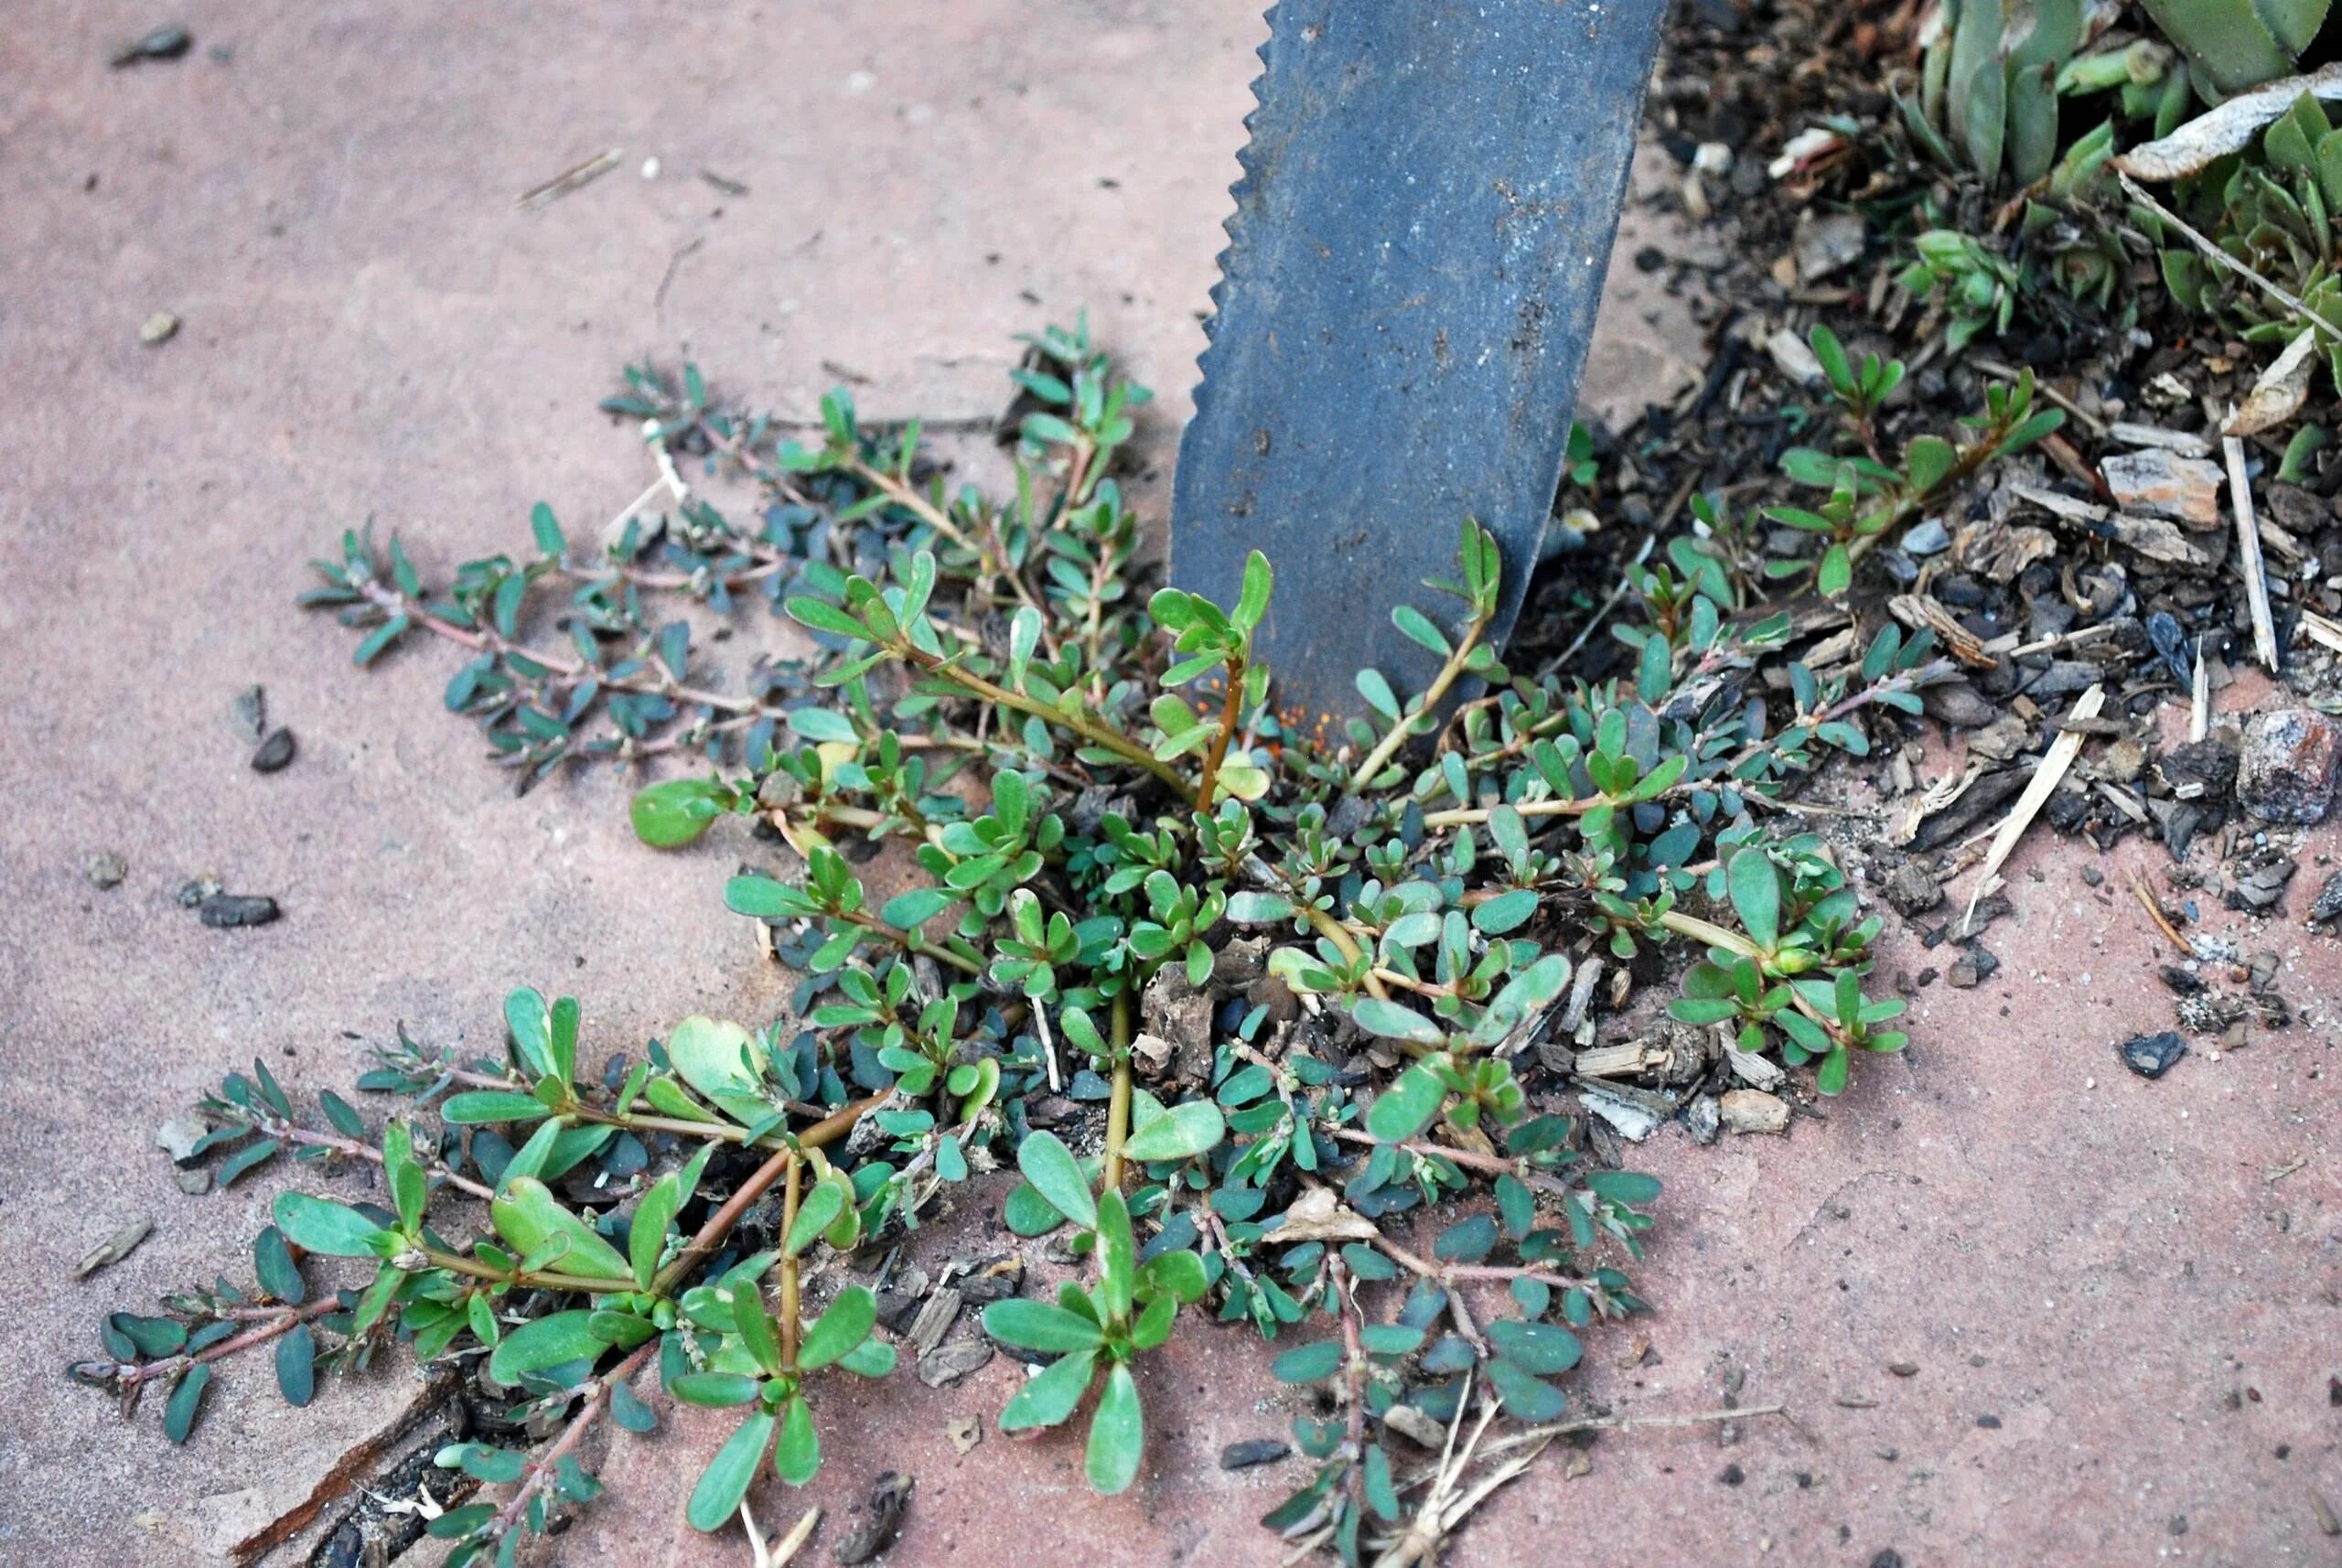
[1121,1101,1225,1164]
[686,1412,776,1532]
[488,1310,603,1386]
[773,1395,821,1487]
[630,778,726,847]
[1001,1345,1098,1431]
[1725,849,1781,951]
[272,1193,389,1258]
[799,1286,877,1370]
[1015,1131,1097,1230]
[490,1177,631,1280]
[1084,1362,1144,1495]
[1365,1061,1446,1144]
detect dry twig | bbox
[1963,683,2103,931]
[2224,435,2280,672]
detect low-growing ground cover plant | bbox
[82,324,2054,1563]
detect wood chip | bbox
[1889,594,1995,669]
[1574,1041,1665,1079]
[2009,483,2109,523]
[74,1218,155,1279]
[2101,448,2223,527]
[2225,329,2319,436]
[2190,638,2209,743]
[2298,607,2342,656]
[2107,421,2214,456]
[2093,781,2150,824]
[1269,1186,1382,1242]
[2107,512,2215,567]
[1962,684,2104,933]
[1559,956,1604,1032]
[907,1286,963,1357]
[916,1337,993,1388]
[2225,435,2280,672]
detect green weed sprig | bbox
[95,325,2057,1563]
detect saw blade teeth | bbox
[1189,3,1290,416]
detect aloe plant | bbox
[2141,0,2331,98]
[2150,91,2342,388]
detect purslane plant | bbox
[91,329,1982,1563]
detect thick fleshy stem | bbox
[1101,990,1134,1192]
[779,1157,803,1372]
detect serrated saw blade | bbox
[1172,0,1670,744]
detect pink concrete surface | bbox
[1,3,2336,1567]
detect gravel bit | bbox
[1220,1438,1292,1470]
[156,1112,209,1165]
[1882,862,1943,917]
[915,1337,993,1389]
[2120,1030,2188,1079]
[2310,871,2342,927]
[198,893,280,928]
[1719,1088,1789,1134]
[2238,709,2340,824]
[111,24,192,66]
[834,1472,913,1564]
[251,726,296,773]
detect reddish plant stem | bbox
[420,1247,638,1295]
[488,1338,659,1539]
[259,1116,496,1201]
[108,1294,345,1389]
[1193,655,1246,816]
[1326,1127,1577,1201]
[649,1096,874,1296]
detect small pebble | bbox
[251,726,296,773]
[156,1112,209,1165]
[1902,518,1950,556]
[1219,1438,1292,1471]
[111,24,192,67]
[1976,1412,2002,1429]
[85,851,129,889]
[2120,1030,2187,1079]
[198,893,280,929]
[140,310,180,345]
[1719,1464,1746,1486]
[229,685,266,744]
[176,1167,213,1196]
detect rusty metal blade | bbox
[1172,0,1669,743]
